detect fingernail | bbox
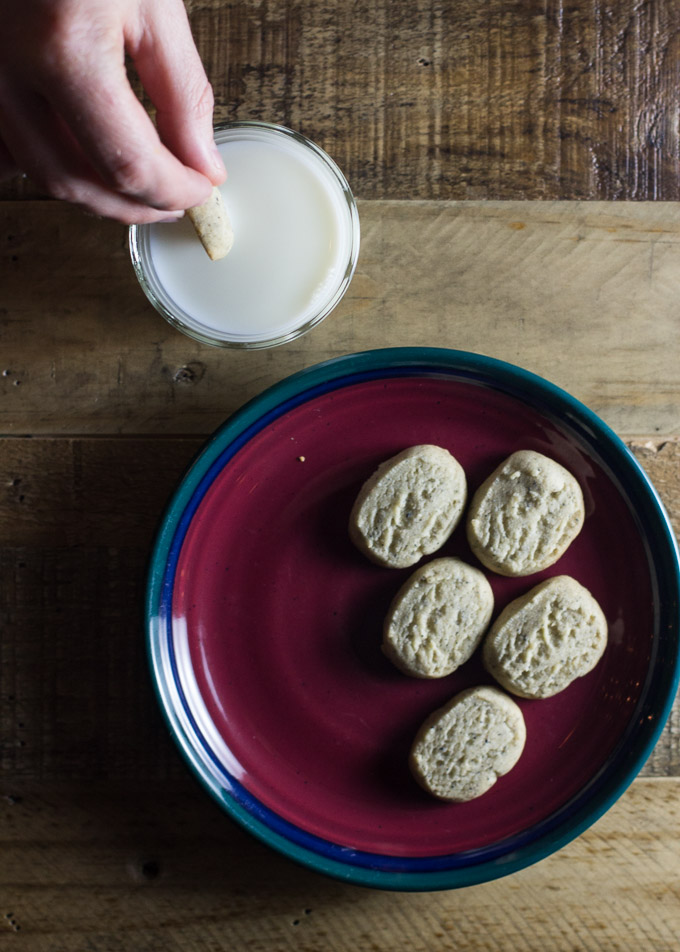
[211,143,227,176]
[158,211,185,223]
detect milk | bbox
[134,123,359,346]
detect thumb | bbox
[129,0,226,185]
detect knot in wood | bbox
[173,362,206,385]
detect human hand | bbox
[0,0,226,223]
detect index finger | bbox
[128,0,226,186]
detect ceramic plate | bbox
[147,348,680,889]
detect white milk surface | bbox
[147,133,352,342]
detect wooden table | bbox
[1,2,679,949]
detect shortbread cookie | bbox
[483,575,608,699]
[383,558,494,678]
[187,186,234,261]
[466,450,585,576]
[410,686,526,802]
[349,445,467,569]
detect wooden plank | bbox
[2,200,680,437]
[0,437,678,785]
[2,1,680,202]
[0,777,678,950]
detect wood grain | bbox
[1,437,678,787]
[3,200,680,437]
[2,1,680,202]
[2,4,679,944]
[0,777,678,950]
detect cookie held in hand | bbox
[187,186,234,261]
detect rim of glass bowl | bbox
[128,121,360,349]
[145,347,680,890]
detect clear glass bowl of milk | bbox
[129,122,360,348]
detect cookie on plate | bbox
[466,449,585,577]
[409,686,526,802]
[383,557,494,678]
[349,445,467,569]
[482,575,608,699]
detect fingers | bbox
[0,0,221,223]
[130,0,226,186]
[32,21,214,212]
[0,83,186,223]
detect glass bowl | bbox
[129,121,360,349]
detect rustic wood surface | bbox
[2,199,680,436]
[2,0,680,948]
[3,0,680,203]
[1,779,678,951]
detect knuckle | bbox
[37,15,82,75]
[103,152,150,198]
[192,79,215,120]
[39,175,81,204]
[158,77,214,123]
[37,6,113,83]
[41,175,81,205]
